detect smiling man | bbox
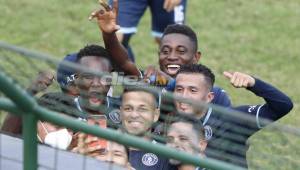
[90,4,231,107]
[166,119,207,170]
[120,87,170,170]
[173,64,293,167]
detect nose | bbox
[167,51,179,61]
[91,76,102,87]
[130,109,140,119]
[181,89,190,99]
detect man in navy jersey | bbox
[166,119,207,170]
[89,3,231,108]
[72,44,122,127]
[173,64,293,167]
[107,0,187,62]
[119,87,170,170]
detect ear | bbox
[192,51,201,64]
[199,139,207,153]
[153,108,160,123]
[206,91,214,103]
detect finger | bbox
[163,0,171,11]
[144,68,155,79]
[168,2,176,12]
[85,136,99,144]
[87,145,103,153]
[230,72,238,85]
[114,24,120,31]
[238,77,245,87]
[242,78,249,88]
[223,71,233,80]
[89,10,98,20]
[112,0,118,16]
[99,0,111,11]
[233,73,243,87]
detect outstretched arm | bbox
[89,0,141,77]
[224,71,293,128]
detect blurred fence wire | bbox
[0,41,299,170]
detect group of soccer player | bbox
[1,0,294,169]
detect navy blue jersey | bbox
[200,78,293,167]
[211,86,231,107]
[111,0,187,37]
[129,150,170,170]
[73,96,122,128]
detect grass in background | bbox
[1,0,300,169]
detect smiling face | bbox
[120,91,160,136]
[76,56,111,109]
[166,121,207,165]
[159,33,200,77]
[174,73,214,118]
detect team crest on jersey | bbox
[204,125,213,141]
[108,109,121,124]
[248,105,257,113]
[142,153,158,166]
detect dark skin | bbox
[1,70,55,135]
[90,0,200,81]
[89,0,141,77]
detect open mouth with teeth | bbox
[88,92,104,105]
[166,64,181,75]
[178,103,192,112]
[128,120,143,127]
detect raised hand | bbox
[89,0,120,33]
[163,0,182,12]
[27,70,55,95]
[144,65,172,86]
[223,71,255,88]
[72,133,106,158]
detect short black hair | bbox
[168,118,205,141]
[76,44,111,63]
[162,24,198,52]
[176,64,215,90]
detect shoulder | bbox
[211,86,231,107]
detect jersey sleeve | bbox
[234,78,293,129]
[211,86,232,107]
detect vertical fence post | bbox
[23,113,37,170]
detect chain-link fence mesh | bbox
[0,42,299,170]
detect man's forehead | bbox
[161,33,193,46]
[176,73,206,86]
[79,56,110,71]
[108,141,126,152]
[169,122,193,133]
[122,91,156,105]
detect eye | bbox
[179,136,189,142]
[81,73,94,80]
[160,47,171,55]
[137,107,149,112]
[123,106,133,112]
[175,86,183,93]
[190,88,198,93]
[177,47,186,54]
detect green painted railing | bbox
[0,41,246,170]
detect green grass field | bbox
[1,0,300,169]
